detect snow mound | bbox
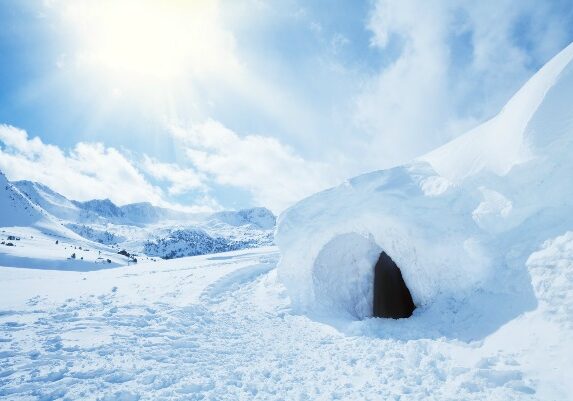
[312,233,381,318]
[422,42,573,181]
[526,231,573,329]
[276,163,488,319]
[276,42,573,320]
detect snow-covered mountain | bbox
[0,172,142,269]
[10,178,276,259]
[143,228,261,259]
[0,172,48,227]
[13,180,200,225]
[10,179,79,223]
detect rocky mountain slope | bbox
[10,179,276,259]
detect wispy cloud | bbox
[0,122,337,213]
[0,124,215,212]
[353,0,573,168]
[140,155,206,197]
[171,120,340,212]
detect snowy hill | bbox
[1,174,275,269]
[276,41,573,320]
[11,179,80,222]
[273,42,573,398]
[0,174,142,270]
[143,226,274,259]
[75,198,124,221]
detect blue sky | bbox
[0,0,572,212]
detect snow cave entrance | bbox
[312,233,415,320]
[372,252,415,319]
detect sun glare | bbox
[64,0,235,81]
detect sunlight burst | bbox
[64,0,236,81]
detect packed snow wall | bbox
[275,163,490,319]
[276,42,573,320]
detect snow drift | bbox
[276,42,573,320]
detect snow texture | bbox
[1,237,572,400]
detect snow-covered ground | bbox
[1,239,571,400]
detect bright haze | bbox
[0,0,572,213]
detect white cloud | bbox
[0,122,336,213]
[171,120,340,212]
[0,124,216,212]
[357,0,450,166]
[353,0,573,169]
[140,155,206,196]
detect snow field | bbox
[2,238,571,400]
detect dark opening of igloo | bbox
[373,252,415,319]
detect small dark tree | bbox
[118,249,130,257]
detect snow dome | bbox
[276,42,573,320]
[275,163,489,319]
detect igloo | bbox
[275,42,573,324]
[275,164,491,320]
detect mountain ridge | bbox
[7,178,276,260]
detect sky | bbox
[0,0,572,213]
